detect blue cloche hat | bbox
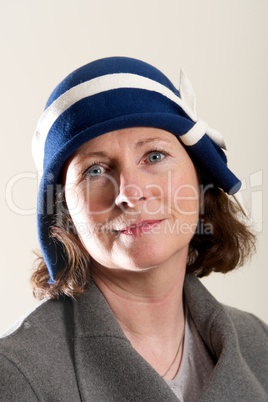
[32,56,241,283]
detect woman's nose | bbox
[115,171,149,208]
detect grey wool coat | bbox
[0,274,268,402]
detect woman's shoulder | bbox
[0,296,81,400]
[1,299,48,338]
[0,296,72,355]
[225,305,268,337]
[224,304,268,385]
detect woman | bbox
[0,57,267,401]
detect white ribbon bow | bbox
[179,68,226,150]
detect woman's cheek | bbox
[84,177,118,213]
[173,183,199,217]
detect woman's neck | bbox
[90,259,186,380]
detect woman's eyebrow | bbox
[73,151,109,166]
[81,151,109,158]
[135,136,173,148]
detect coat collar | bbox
[72,279,178,401]
[72,275,267,401]
[184,275,267,401]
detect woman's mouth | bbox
[118,220,164,236]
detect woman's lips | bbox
[118,220,164,236]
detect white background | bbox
[0,0,267,333]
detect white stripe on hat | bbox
[32,72,225,172]
[180,120,208,146]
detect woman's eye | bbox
[146,151,166,164]
[86,164,105,178]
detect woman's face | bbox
[64,127,199,272]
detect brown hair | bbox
[31,184,256,300]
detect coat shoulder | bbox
[0,297,80,401]
[225,305,268,337]
[0,296,70,345]
[224,305,268,394]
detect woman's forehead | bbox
[73,127,178,155]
